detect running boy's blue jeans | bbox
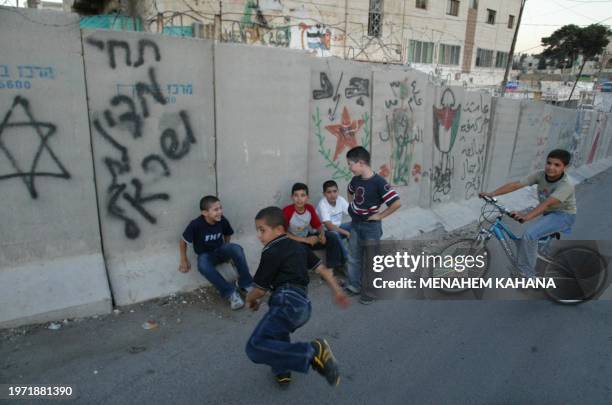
[347,220,383,291]
[516,212,576,277]
[196,243,253,298]
[245,287,315,375]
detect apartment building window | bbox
[487,9,496,24]
[447,0,460,16]
[438,44,461,65]
[416,0,427,10]
[495,51,509,68]
[469,0,478,9]
[368,0,384,37]
[508,15,515,29]
[476,48,494,67]
[408,40,434,63]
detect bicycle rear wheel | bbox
[543,246,608,304]
[429,239,490,294]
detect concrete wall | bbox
[0,8,111,328]
[82,31,217,305]
[308,57,373,199]
[215,43,311,265]
[3,6,612,327]
[371,67,432,208]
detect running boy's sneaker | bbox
[310,338,340,386]
[275,372,292,389]
[229,291,244,310]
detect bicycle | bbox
[429,195,608,304]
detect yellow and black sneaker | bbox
[310,338,340,386]
[275,372,292,389]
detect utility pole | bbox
[501,0,526,96]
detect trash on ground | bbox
[48,323,62,330]
[142,320,158,330]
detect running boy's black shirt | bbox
[253,235,321,291]
[182,216,233,255]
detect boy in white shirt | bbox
[317,181,351,259]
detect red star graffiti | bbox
[325,106,364,161]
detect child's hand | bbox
[178,259,191,273]
[318,233,326,245]
[510,211,527,223]
[306,235,319,246]
[334,291,350,309]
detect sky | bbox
[1,0,611,56]
[516,0,612,55]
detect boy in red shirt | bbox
[282,183,346,270]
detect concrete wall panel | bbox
[371,69,431,208]
[215,43,311,268]
[308,58,372,198]
[0,8,111,327]
[430,86,491,204]
[83,31,216,305]
[483,98,520,190]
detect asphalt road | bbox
[2,169,612,405]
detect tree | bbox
[537,57,547,70]
[541,24,612,103]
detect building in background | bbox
[64,0,521,88]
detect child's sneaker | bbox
[343,284,360,296]
[228,291,244,310]
[310,338,340,386]
[358,294,375,305]
[275,372,292,389]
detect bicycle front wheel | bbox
[429,239,490,294]
[544,246,608,304]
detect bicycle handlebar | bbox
[478,195,524,223]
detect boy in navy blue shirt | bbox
[245,206,349,388]
[179,196,253,310]
[345,146,401,304]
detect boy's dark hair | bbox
[291,182,309,195]
[346,146,370,165]
[323,180,338,192]
[200,195,220,211]
[255,206,286,229]
[547,149,571,166]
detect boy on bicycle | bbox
[480,149,576,278]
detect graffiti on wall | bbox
[378,78,424,186]
[0,64,56,90]
[431,88,460,202]
[0,95,71,198]
[458,93,490,200]
[298,23,332,57]
[312,71,370,181]
[222,1,291,47]
[587,113,606,164]
[86,36,197,239]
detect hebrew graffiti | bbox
[86,37,161,70]
[432,88,461,202]
[0,96,71,199]
[87,36,197,239]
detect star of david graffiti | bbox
[0,96,71,198]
